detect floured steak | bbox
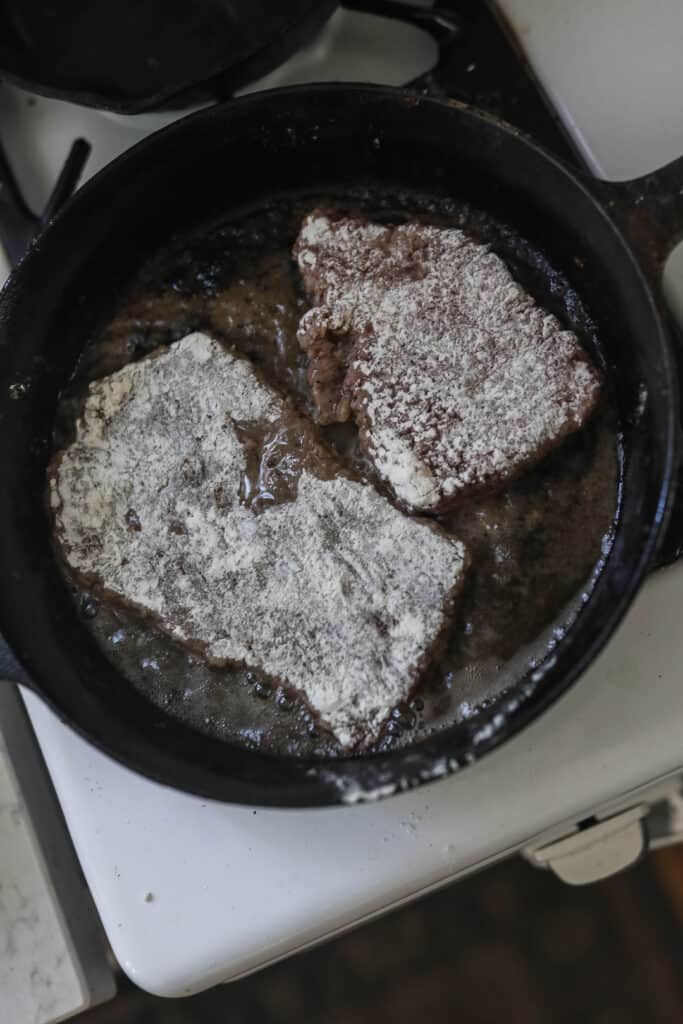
[294,213,602,512]
[49,332,467,749]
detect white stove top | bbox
[4,0,683,999]
[21,568,683,995]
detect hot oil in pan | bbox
[57,193,619,758]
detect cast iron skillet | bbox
[1,85,682,807]
[0,0,338,112]
[0,0,456,113]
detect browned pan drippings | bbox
[54,193,619,758]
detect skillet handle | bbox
[0,139,91,688]
[595,156,683,568]
[0,150,37,687]
[341,0,460,47]
[594,155,683,294]
[41,139,92,229]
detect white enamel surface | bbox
[663,241,683,321]
[0,246,9,287]
[22,561,683,997]
[497,0,683,179]
[0,5,436,217]
[0,728,86,1021]
[5,0,683,1002]
[237,7,437,94]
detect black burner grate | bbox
[408,0,581,165]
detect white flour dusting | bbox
[294,213,602,512]
[49,333,466,749]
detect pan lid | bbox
[0,0,338,114]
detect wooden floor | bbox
[655,846,683,926]
[82,850,683,1024]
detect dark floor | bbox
[82,854,683,1024]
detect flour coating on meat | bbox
[294,213,602,512]
[49,332,467,748]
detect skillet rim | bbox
[0,83,677,806]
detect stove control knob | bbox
[523,805,648,885]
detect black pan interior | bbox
[0,87,675,804]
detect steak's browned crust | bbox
[294,213,602,513]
